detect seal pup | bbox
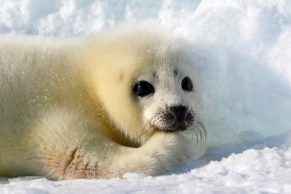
[0,26,206,180]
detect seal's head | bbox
[86,27,206,144]
[131,38,206,142]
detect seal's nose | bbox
[170,105,188,122]
[159,105,193,132]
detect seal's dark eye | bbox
[181,77,193,92]
[132,81,155,97]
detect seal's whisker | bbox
[138,117,156,139]
[186,116,206,144]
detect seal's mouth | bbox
[153,122,191,133]
[142,109,206,142]
[161,125,187,132]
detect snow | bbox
[1,0,291,193]
[1,145,291,194]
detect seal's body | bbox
[0,28,206,180]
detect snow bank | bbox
[0,0,291,193]
[1,146,290,194]
[179,0,291,145]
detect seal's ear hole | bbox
[181,77,193,92]
[132,81,155,97]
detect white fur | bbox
[0,27,206,180]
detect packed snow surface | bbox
[1,0,291,193]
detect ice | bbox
[0,0,291,193]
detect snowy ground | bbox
[1,0,291,193]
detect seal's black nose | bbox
[170,105,188,122]
[160,105,193,132]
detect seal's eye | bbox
[132,81,155,97]
[181,77,193,92]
